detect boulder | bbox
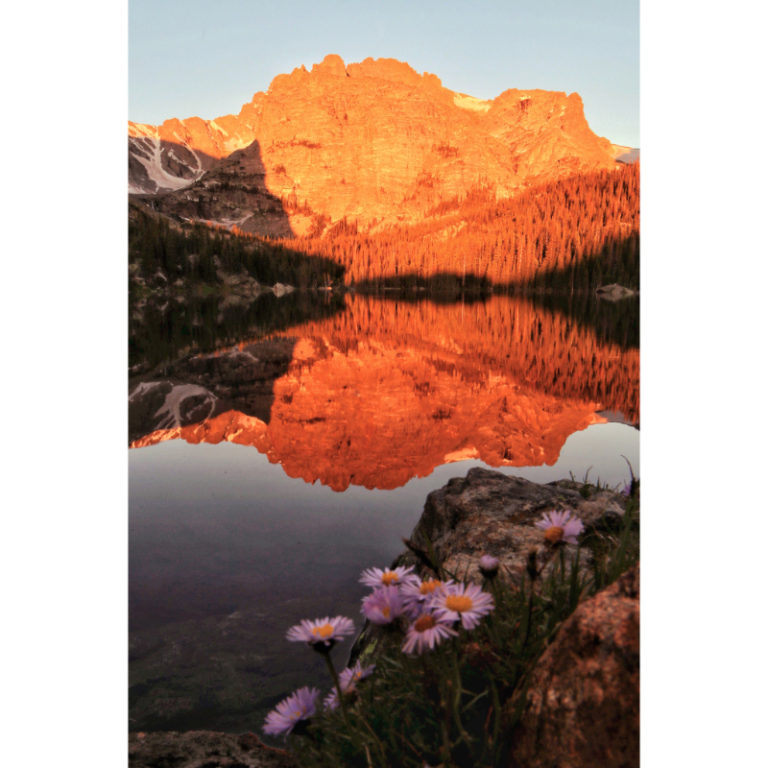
[507,564,639,768]
[400,467,627,585]
[272,283,295,297]
[595,283,636,301]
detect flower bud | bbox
[479,554,499,579]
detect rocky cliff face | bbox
[129,54,619,233]
[128,112,261,195]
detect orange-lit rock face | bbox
[130,296,638,491]
[129,54,618,229]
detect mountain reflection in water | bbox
[129,294,638,491]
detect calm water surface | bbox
[128,292,638,732]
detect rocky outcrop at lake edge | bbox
[398,467,627,586]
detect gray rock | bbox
[400,467,627,585]
[272,283,294,297]
[595,283,636,301]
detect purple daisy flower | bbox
[399,577,452,611]
[361,585,408,625]
[433,582,495,630]
[263,686,320,736]
[478,555,499,578]
[359,565,415,588]
[323,661,376,709]
[402,611,457,655]
[286,616,355,648]
[535,509,584,545]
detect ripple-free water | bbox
[129,421,637,731]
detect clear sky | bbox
[129,0,639,147]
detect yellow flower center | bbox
[381,606,391,618]
[311,623,335,639]
[544,526,564,544]
[419,579,442,595]
[381,571,399,585]
[445,595,474,613]
[290,707,306,722]
[414,615,436,632]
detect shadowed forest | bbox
[130,164,638,294]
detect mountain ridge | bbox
[129,54,624,236]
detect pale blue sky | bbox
[129,0,639,147]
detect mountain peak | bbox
[128,55,620,228]
[312,52,347,77]
[346,56,441,88]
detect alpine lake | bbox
[128,289,639,733]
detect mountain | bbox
[129,54,622,236]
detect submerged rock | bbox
[508,564,639,768]
[128,730,298,768]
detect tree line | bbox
[278,163,639,290]
[128,202,344,290]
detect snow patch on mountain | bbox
[128,135,203,194]
[453,93,492,112]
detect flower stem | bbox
[327,654,387,765]
[490,677,502,748]
[436,668,452,765]
[450,644,473,749]
[358,714,388,766]
[521,587,534,652]
[323,653,348,718]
